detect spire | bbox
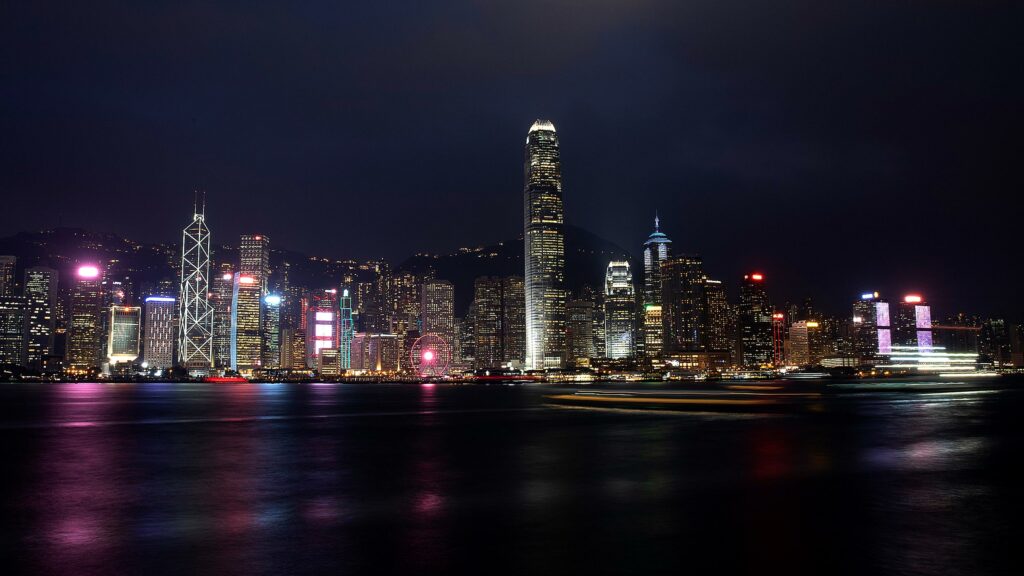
[654,212,660,232]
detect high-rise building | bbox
[107,306,141,365]
[502,276,526,366]
[239,234,271,290]
[660,256,705,352]
[772,312,786,365]
[143,296,175,369]
[895,294,933,349]
[0,255,16,297]
[788,320,824,366]
[421,279,455,346]
[473,277,503,369]
[604,261,636,359]
[702,278,732,355]
[524,119,566,370]
[211,264,234,368]
[178,202,214,371]
[23,267,58,368]
[0,296,27,366]
[67,265,104,374]
[339,289,354,370]
[567,297,596,367]
[230,274,262,372]
[261,294,282,369]
[738,273,773,367]
[852,292,883,363]
[350,333,400,373]
[642,215,672,307]
[642,304,662,360]
[305,289,339,368]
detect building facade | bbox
[523,119,566,369]
[604,261,636,359]
[143,296,175,369]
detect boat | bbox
[203,376,249,383]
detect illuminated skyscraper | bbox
[660,255,705,352]
[473,277,502,369]
[211,265,234,368]
[339,288,354,369]
[702,278,732,354]
[239,234,271,289]
[178,201,214,371]
[261,294,282,369]
[502,276,526,366]
[895,294,933,349]
[67,265,104,373]
[0,255,16,296]
[567,297,596,366]
[305,289,339,368]
[421,279,455,345]
[0,296,27,366]
[852,292,883,362]
[524,119,566,369]
[642,216,672,306]
[23,267,58,368]
[143,296,175,369]
[604,261,635,359]
[107,305,141,365]
[230,274,262,372]
[738,273,773,367]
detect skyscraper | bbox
[0,255,16,296]
[230,274,262,372]
[305,289,339,368]
[143,296,175,369]
[642,216,672,306]
[702,278,732,354]
[524,119,566,370]
[604,261,636,359]
[501,276,526,366]
[0,296,27,366]
[895,294,933,349]
[178,201,214,371]
[339,288,354,369]
[660,255,705,352]
[107,305,141,366]
[211,266,234,368]
[852,292,882,363]
[473,277,503,369]
[738,273,773,367]
[261,294,282,369]
[67,265,104,374]
[23,267,58,368]
[421,279,455,346]
[239,234,271,290]
[567,298,596,366]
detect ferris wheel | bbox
[410,333,451,377]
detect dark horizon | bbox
[3,2,1021,318]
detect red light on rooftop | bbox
[750,273,764,281]
[772,313,784,320]
[904,294,922,303]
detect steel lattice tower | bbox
[178,196,214,371]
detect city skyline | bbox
[3,3,1021,319]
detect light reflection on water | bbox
[0,379,1019,575]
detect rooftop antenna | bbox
[654,211,660,232]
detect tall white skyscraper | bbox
[178,199,214,371]
[604,261,636,359]
[523,119,566,370]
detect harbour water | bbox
[1,378,1021,575]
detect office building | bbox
[567,297,596,367]
[178,202,214,370]
[604,261,635,359]
[305,289,339,368]
[239,234,271,289]
[523,119,567,369]
[67,265,104,373]
[23,267,58,368]
[143,296,175,369]
[895,294,933,349]
[422,279,455,346]
[660,255,705,352]
[0,296,27,366]
[0,255,16,297]
[738,273,773,367]
[261,294,282,369]
[230,274,262,372]
[211,265,234,368]
[107,305,141,365]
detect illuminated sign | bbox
[852,316,863,324]
[876,302,890,327]
[77,265,100,279]
[860,292,878,300]
[222,273,233,280]
[915,305,931,329]
[145,296,175,303]
[750,273,764,281]
[904,294,922,303]
[806,321,820,328]
[239,276,256,285]
[264,295,281,306]
[315,311,334,322]
[772,313,784,320]
[315,324,333,337]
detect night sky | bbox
[3,1,1021,317]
